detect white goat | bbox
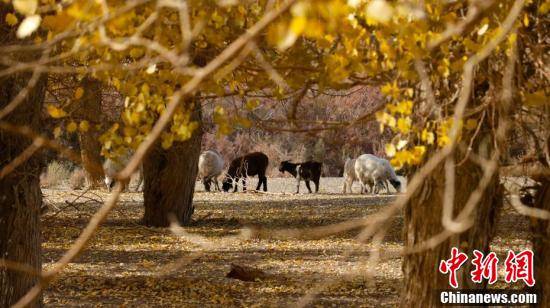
[342,158,357,193]
[354,154,401,194]
[103,151,143,192]
[198,150,224,192]
[372,157,401,194]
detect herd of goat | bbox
[103,150,402,195]
[196,150,400,194]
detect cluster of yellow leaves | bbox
[377,80,424,169]
[12,0,546,159]
[52,120,90,139]
[389,145,426,169]
[5,0,43,38]
[45,84,92,138]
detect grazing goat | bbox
[374,158,401,194]
[103,151,143,192]
[222,152,269,192]
[279,160,322,193]
[198,150,224,192]
[354,154,401,194]
[342,158,357,193]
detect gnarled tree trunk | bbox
[531,138,550,307]
[142,103,202,227]
[531,180,550,307]
[0,4,46,305]
[401,136,502,307]
[74,77,104,187]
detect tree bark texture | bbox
[73,77,104,187]
[142,103,203,227]
[0,4,46,306]
[401,140,502,307]
[530,139,550,307]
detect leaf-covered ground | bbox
[41,178,531,307]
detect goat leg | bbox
[255,176,262,190]
[305,180,312,193]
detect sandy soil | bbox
[40,177,530,307]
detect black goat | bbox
[222,152,269,192]
[279,160,322,193]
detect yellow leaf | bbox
[141,83,150,96]
[508,33,517,45]
[79,120,89,132]
[523,13,529,27]
[161,135,173,149]
[5,13,18,26]
[53,126,62,138]
[74,87,84,99]
[42,12,74,32]
[421,129,434,145]
[381,81,400,99]
[66,0,101,21]
[16,15,41,38]
[390,157,403,170]
[291,2,309,16]
[246,99,260,110]
[66,121,77,133]
[375,111,396,130]
[438,134,450,147]
[304,20,324,38]
[278,31,298,51]
[146,64,157,74]
[394,100,413,115]
[290,16,307,35]
[477,24,489,36]
[46,104,68,118]
[385,143,396,158]
[348,0,362,8]
[365,0,394,24]
[412,146,426,159]
[396,139,408,150]
[397,117,412,134]
[13,0,37,16]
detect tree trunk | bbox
[530,180,550,307]
[142,104,202,227]
[530,138,550,307]
[74,77,104,187]
[0,4,46,305]
[401,143,502,306]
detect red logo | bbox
[439,247,468,288]
[504,250,535,287]
[470,250,499,285]
[440,248,535,288]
